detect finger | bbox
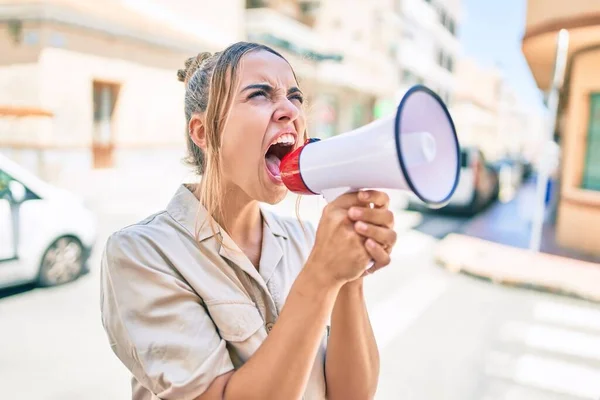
[348,207,394,229]
[353,222,397,249]
[357,190,390,208]
[364,238,391,270]
[329,192,363,210]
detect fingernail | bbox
[349,207,361,218]
[356,221,368,232]
[359,191,369,200]
[366,239,376,249]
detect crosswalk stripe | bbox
[499,321,600,361]
[367,274,448,349]
[533,301,600,332]
[485,351,600,399]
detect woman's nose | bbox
[273,98,300,122]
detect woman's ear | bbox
[189,114,207,151]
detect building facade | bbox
[522,0,600,255]
[0,0,243,185]
[1,0,466,204]
[395,0,461,106]
[245,0,400,138]
[451,58,543,163]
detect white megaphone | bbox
[280,85,461,208]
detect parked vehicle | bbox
[0,154,97,289]
[408,147,499,215]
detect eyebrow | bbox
[241,83,303,96]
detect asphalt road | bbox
[1,196,599,400]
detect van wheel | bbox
[38,237,84,287]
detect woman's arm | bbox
[324,279,379,400]
[199,264,342,400]
[203,194,385,400]
[324,190,397,400]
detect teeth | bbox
[272,133,295,146]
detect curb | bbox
[435,234,600,303]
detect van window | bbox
[0,170,12,198]
[583,93,600,191]
[0,170,37,202]
[460,149,469,168]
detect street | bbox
[1,186,599,400]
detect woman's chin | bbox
[261,165,287,202]
[261,184,288,205]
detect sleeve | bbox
[99,229,234,400]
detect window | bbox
[437,5,456,36]
[395,0,402,14]
[246,0,266,8]
[437,49,444,67]
[440,9,448,27]
[0,170,37,202]
[445,92,453,106]
[401,69,424,85]
[583,93,600,191]
[389,44,397,60]
[437,49,454,72]
[0,170,12,198]
[448,19,456,36]
[299,1,320,15]
[447,56,454,73]
[92,81,119,168]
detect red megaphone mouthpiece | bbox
[280,138,320,195]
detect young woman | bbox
[100,41,397,400]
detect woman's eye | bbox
[248,90,268,100]
[289,95,304,104]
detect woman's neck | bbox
[219,185,263,267]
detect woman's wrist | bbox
[302,258,344,294]
[343,277,364,290]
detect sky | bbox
[458,0,545,111]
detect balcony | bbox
[244,4,396,97]
[245,7,323,56]
[246,0,320,27]
[522,0,600,91]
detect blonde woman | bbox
[100,42,397,400]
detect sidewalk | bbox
[459,179,600,263]
[436,233,600,302]
[436,179,600,302]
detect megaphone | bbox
[280,85,461,207]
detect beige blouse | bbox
[100,184,328,400]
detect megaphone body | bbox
[280,85,461,208]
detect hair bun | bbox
[177,52,214,85]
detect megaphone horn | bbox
[280,85,461,208]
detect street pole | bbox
[529,29,570,252]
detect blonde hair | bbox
[177,42,308,243]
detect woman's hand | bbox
[305,193,374,288]
[347,190,397,276]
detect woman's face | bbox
[219,50,306,205]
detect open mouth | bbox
[265,133,296,181]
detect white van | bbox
[0,154,97,289]
[408,147,499,215]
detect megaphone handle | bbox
[365,259,375,272]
